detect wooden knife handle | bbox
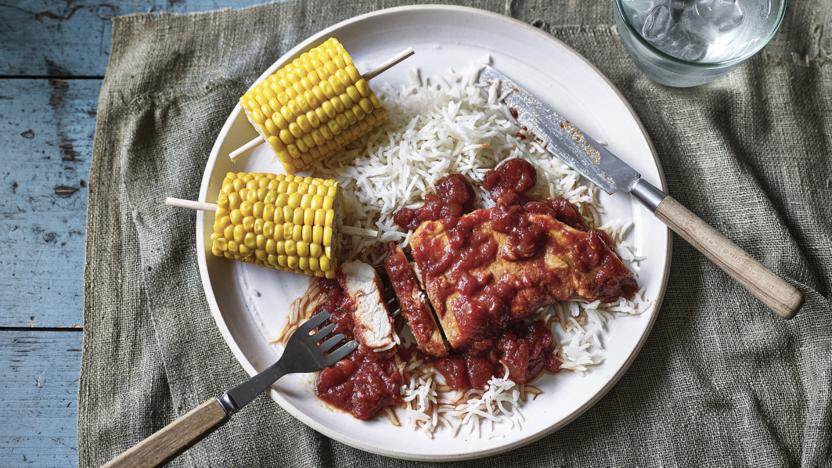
[103,398,229,468]
[655,196,803,319]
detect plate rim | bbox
[197,4,672,461]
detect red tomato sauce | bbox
[483,158,537,206]
[432,320,560,390]
[312,277,403,420]
[393,174,477,231]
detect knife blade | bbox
[478,66,803,319]
[479,66,645,196]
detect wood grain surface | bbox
[0,1,268,76]
[0,79,96,328]
[0,331,81,466]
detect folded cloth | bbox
[79,1,832,466]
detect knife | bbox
[479,66,803,319]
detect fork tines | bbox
[296,310,357,366]
[298,310,330,333]
[325,340,357,366]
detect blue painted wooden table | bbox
[0,2,269,465]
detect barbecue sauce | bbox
[433,319,560,390]
[393,174,477,231]
[313,277,403,420]
[312,162,638,420]
[483,158,537,206]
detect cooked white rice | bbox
[298,63,653,437]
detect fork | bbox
[104,311,356,468]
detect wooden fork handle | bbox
[655,196,804,319]
[103,398,229,468]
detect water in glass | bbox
[615,0,785,87]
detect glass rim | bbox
[613,0,788,68]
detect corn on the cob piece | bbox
[209,172,340,278]
[240,37,386,173]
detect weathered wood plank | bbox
[0,330,81,467]
[0,79,99,328]
[0,0,279,77]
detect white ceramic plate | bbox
[197,5,670,461]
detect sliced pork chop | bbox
[409,200,637,350]
[341,261,399,352]
[383,244,448,357]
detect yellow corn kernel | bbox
[289,121,303,139]
[370,94,382,109]
[320,255,331,272]
[323,226,333,246]
[241,202,253,217]
[345,65,360,82]
[287,256,299,270]
[292,207,304,225]
[356,79,371,97]
[312,209,324,226]
[297,241,309,258]
[310,243,322,257]
[233,224,245,243]
[228,192,240,209]
[263,203,275,221]
[285,239,297,256]
[214,237,228,252]
[287,191,301,208]
[244,232,256,249]
[324,60,338,76]
[300,134,314,151]
[303,208,314,226]
[263,221,274,239]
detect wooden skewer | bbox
[165,198,217,212]
[227,136,264,161]
[340,224,379,238]
[165,197,378,238]
[360,47,416,81]
[229,47,415,162]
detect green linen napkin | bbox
[79,1,832,466]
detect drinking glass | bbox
[614,0,787,87]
